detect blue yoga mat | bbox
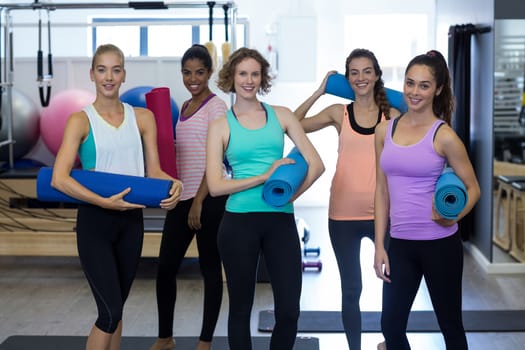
[434,167,468,220]
[325,73,408,112]
[36,167,173,208]
[262,147,308,208]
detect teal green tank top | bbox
[78,128,96,170]
[225,102,293,213]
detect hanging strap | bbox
[207,1,215,41]
[223,4,229,42]
[37,9,52,107]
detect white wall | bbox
[233,0,436,206]
[435,0,495,260]
[1,0,436,206]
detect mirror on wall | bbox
[493,19,525,263]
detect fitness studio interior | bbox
[1,0,525,349]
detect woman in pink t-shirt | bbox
[150,44,228,350]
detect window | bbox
[147,25,193,57]
[91,17,247,57]
[344,14,429,90]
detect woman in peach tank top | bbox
[294,49,400,350]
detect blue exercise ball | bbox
[120,86,179,139]
[120,85,153,108]
[172,105,179,138]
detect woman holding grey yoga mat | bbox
[294,48,399,350]
[374,50,480,350]
[206,47,324,350]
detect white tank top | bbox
[81,102,145,177]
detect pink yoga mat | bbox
[146,87,178,178]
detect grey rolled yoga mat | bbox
[259,309,525,333]
[0,336,319,350]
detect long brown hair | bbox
[405,50,454,125]
[345,48,392,119]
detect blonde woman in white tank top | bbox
[51,44,183,350]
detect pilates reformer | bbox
[0,0,238,170]
[0,0,238,258]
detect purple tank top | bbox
[380,118,457,240]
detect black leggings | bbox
[155,194,227,341]
[76,205,144,334]
[218,211,302,350]
[328,219,375,350]
[381,232,467,350]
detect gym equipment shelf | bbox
[494,34,524,135]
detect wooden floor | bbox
[1,206,525,350]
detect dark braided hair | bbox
[345,48,392,119]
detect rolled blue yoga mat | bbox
[325,73,408,113]
[262,147,308,208]
[434,167,468,220]
[36,167,173,208]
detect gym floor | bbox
[1,205,525,349]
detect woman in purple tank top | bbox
[374,50,480,350]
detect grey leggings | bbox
[328,219,375,350]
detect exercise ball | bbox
[172,105,179,138]
[40,89,95,156]
[120,85,153,108]
[0,88,41,161]
[120,86,179,138]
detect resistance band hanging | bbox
[37,9,53,107]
